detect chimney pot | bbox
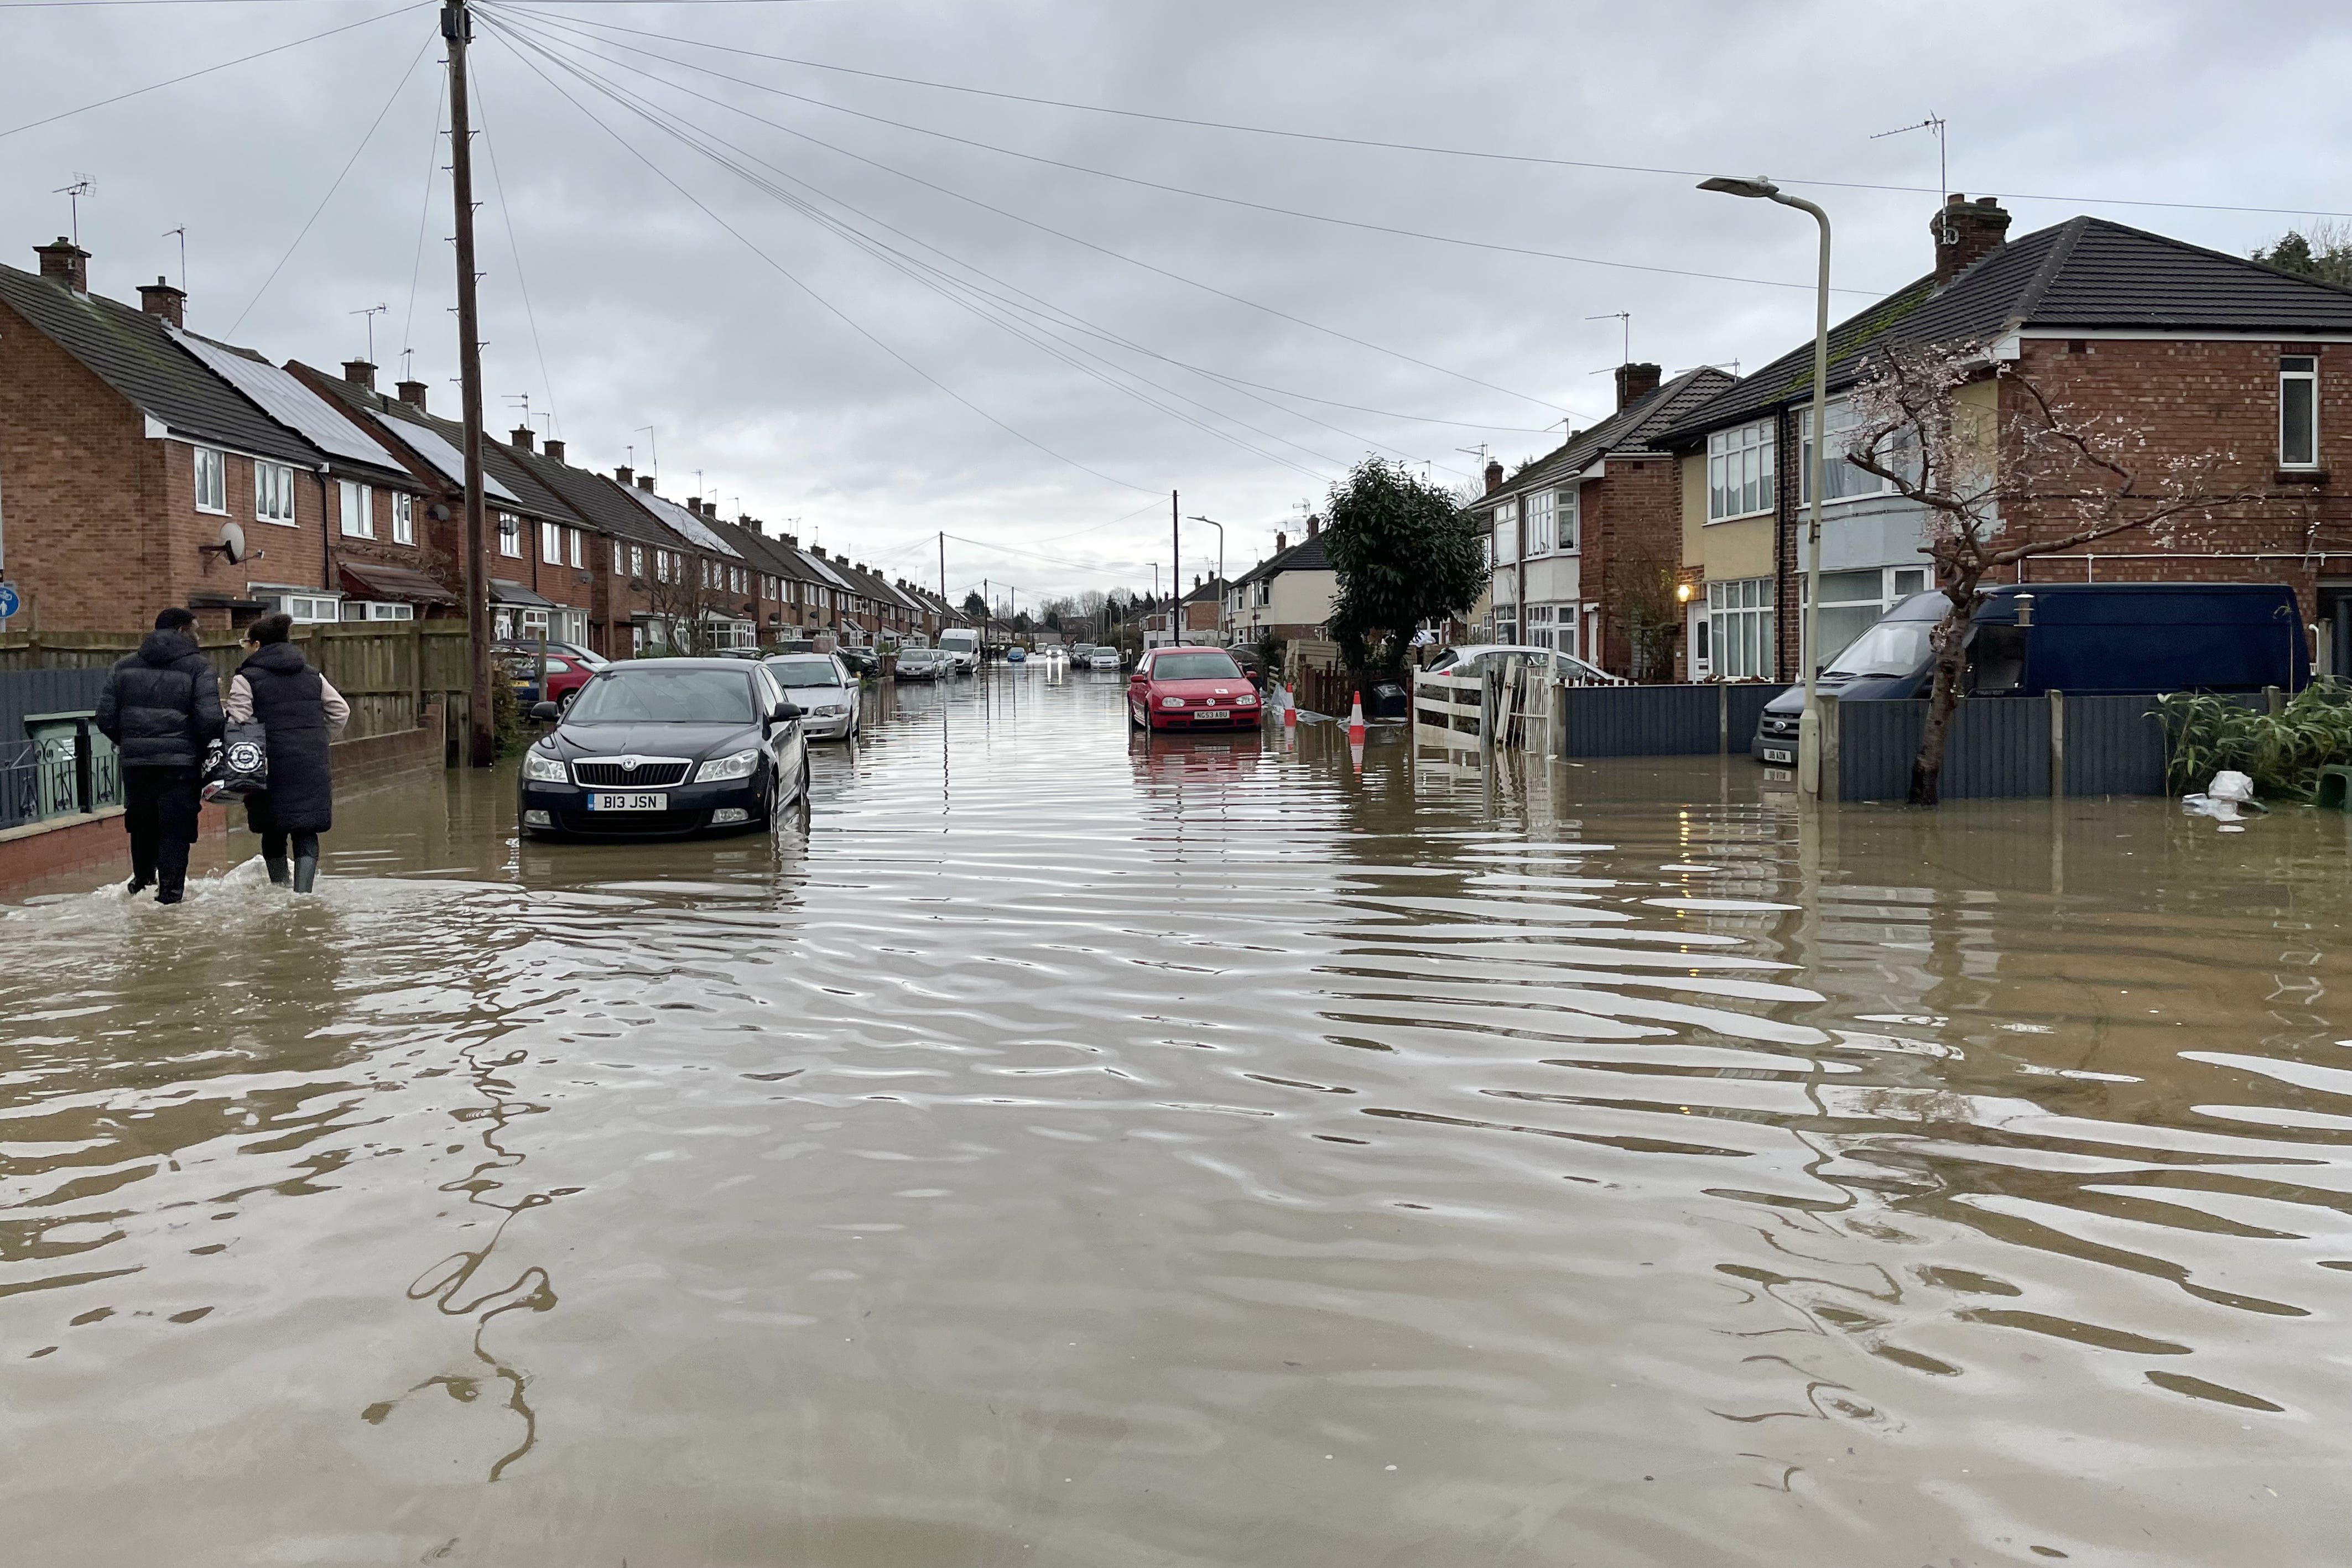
[1612,361,1662,410]
[1307,514,1320,539]
[343,360,376,392]
[511,426,535,452]
[138,276,186,329]
[1484,459,1505,494]
[1276,531,1288,553]
[394,378,429,410]
[1932,193,2011,284]
[543,437,565,462]
[34,237,89,293]
[614,465,633,486]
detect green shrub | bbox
[2160,680,2352,798]
[491,676,530,758]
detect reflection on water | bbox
[4,665,2352,1563]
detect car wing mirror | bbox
[530,700,561,722]
[773,701,803,723]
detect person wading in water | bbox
[227,613,348,892]
[95,607,225,904]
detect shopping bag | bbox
[204,721,270,803]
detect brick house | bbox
[1660,198,2352,682]
[497,439,681,657]
[0,240,426,631]
[1471,362,1735,678]
[1226,519,1336,649]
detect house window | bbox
[630,544,646,579]
[1558,487,1580,553]
[498,513,522,558]
[568,529,585,569]
[1707,576,1776,679]
[1801,566,1934,669]
[1707,419,1776,521]
[1491,497,1518,565]
[2282,356,2319,468]
[1526,489,1554,555]
[254,462,296,526]
[391,491,414,545]
[339,480,374,539]
[194,446,227,514]
[262,591,340,624]
[540,520,561,561]
[341,600,415,622]
[1799,401,1901,504]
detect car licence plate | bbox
[589,793,667,811]
[1763,747,1792,764]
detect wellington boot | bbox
[292,855,319,894]
[154,840,191,905]
[265,855,290,887]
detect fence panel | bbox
[1413,670,1484,751]
[0,667,111,742]
[1943,697,2051,799]
[1559,684,1719,757]
[1726,685,1776,750]
[1836,700,1924,801]
[2064,694,2169,796]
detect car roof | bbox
[610,658,758,673]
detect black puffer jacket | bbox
[238,640,335,834]
[95,629,224,769]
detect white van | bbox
[936,627,981,674]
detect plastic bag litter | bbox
[2182,769,2263,830]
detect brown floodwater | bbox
[4,667,2350,1565]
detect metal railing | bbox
[0,715,123,831]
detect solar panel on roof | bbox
[383,416,521,503]
[176,332,403,471]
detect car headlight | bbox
[523,752,568,783]
[1161,696,1184,708]
[814,702,847,716]
[695,748,761,783]
[1237,691,1258,704]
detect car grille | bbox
[555,808,709,836]
[573,760,692,788]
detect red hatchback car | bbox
[1127,647,1264,731]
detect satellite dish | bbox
[199,520,249,569]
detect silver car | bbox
[1085,647,1122,671]
[761,652,862,741]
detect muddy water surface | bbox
[4,669,2351,1565]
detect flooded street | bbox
[6,668,2352,1565]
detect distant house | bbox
[1471,362,1735,678]
[1659,197,2352,681]
[1227,519,1335,649]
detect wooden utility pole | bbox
[444,0,494,766]
[1170,489,1181,647]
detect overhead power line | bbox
[0,1,428,142]
[490,4,2352,225]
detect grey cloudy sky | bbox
[5,0,2350,607]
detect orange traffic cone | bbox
[1346,690,1366,744]
[1282,684,1297,728]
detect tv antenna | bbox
[161,225,186,293]
[1585,311,1631,363]
[351,302,388,364]
[634,426,658,478]
[1873,113,1949,235]
[54,176,93,248]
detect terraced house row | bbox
[1471,197,2352,682]
[0,233,961,655]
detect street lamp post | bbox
[1186,515,1226,643]
[1699,175,1831,799]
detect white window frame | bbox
[568,528,585,569]
[2281,356,2320,470]
[1798,400,1902,506]
[1706,576,1776,680]
[1525,489,1554,556]
[540,520,562,562]
[261,590,341,624]
[498,512,523,559]
[254,462,296,527]
[1558,486,1581,553]
[1706,419,1776,522]
[193,446,227,515]
[629,544,646,579]
[391,491,415,545]
[339,480,374,539]
[1491,497,1519,565]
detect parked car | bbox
[496,639,610,670]
[1424,644,1625,686]
[762,652,862,741]
[501,650,597,711]
[518,659,809,840]
[1749,582,2310,763]
[936,627,981,674]
[1127,647,1265,731]
[895,647,951,681]
[1085,646,1122,672]
[1069,643,1099,665]
[835,645,882,678]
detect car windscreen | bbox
[1824,618,1934,679]
[764,658,844,688]
[1151,653,1242,680]
[569,669,756,724]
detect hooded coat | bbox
[95,628,224,769]
[236,640,336,835]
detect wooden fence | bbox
[0,623,472,756]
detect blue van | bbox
[1751,582,2308,762]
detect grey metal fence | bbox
[2060,694,2169,796]
[0,668,110,743]
[1834,697,2053,801]
[1559,683,1781,758]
